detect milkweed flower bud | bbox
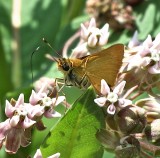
[115,136,140,158]
[115,105,147,134]
[144,119,160,143]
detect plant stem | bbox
[11,0,21,88]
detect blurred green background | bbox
[0,0,160,157]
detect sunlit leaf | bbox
[41,87,105,158]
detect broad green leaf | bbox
[0,1,13,101]
[20,0,63,86]
[134,1,160,39]
[41,87,105,158]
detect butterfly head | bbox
[58,58,72,73]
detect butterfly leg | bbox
[79,73,91,89]
[54,78,71,110]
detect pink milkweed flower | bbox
[34,77,57,98]
[29,82,65,118]
[0,119,29,154]
[28,82,65,130]
[0,94,36,154]
[80,18,109,47]
[71,18,110,57]
[29,88,65,119]
[126,33,160,74]
[94,79,132,115]
[1,87,65,154]
[33,149,60,158]
[29,83,65,129]
[5,94,36,128]
[29,83,49,105]
[136,97,160,120]
[128,31,141,49]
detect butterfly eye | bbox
[62,63,70,71]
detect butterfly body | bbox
[57,44,124,94]
[58,58,90,89]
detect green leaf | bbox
[40,87,105,158]
[20,0,63,85]
[134,0,160,39]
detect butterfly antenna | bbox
[30,46,40,85]
[42,38,62,58]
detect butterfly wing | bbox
[85,44,124,93]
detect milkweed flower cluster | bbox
[93,31,160,158]
[0,80,65,154]
[70,18,110,58]
[86,0,135,30]
[126,32,160,74]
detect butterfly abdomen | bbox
[65,69,91,89]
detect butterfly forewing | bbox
[85,44,124,93]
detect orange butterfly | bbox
[56,44,124,94]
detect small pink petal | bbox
[140,57,151,67]
[34,149,42,158]
[0,119,11,140]
[88,18,96,30]
[81,23,89,40]
[10,115,20,127]
[139,46,150,57]
[48,152,61,158]
[99,33,109,46]
[37,83,50,98]
[113,81,126,95]
[5,100,15,117]
[15,94,24,108]
[94,97,107,107]
[28,105,44,118]
[99,24,109,46]
[118,98,132,108]
[22,117,36,128]
[128,31,140,48]
[44,109,61,118]
[152,33,160,50]
[71,43,88,58]
[101,79,110,95]
[148,63,160,74]
[107,104,116,115]
[101,23,109,35]
[126,54,142,71]
[29,90,40,105]
[88,34,98,47]
[53,96,65,106]
[143,35,152,48]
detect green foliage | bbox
[41,88,105,158]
